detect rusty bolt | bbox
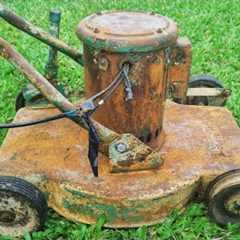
[93,27,100,33]
[115,143,128,153]
[222,89,231,98]
[99,57,109,71]
[156,28,163,33]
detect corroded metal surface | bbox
[168,37,192,103]
[78,11,178,145]
[109,134,162,173]
[0,101,240,227]
[0,37,161,169]
[0,37,118,150]
[78,11,177,146]
[77,11,178,53]
[84,46,168,145]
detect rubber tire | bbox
[208,184,240,225]
[188,75,223,88]
[188,75,225,106]
[206,169,240,225]
[0,176,47,228]
[205,169,240,203]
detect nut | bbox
[115,143,128,153]
[93,27,100,33]
[98,57,109,71]
[156,28,163,33]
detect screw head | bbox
[115,143,128,153]
[93,27,100,33]
[98,57,109,71]
[156,28,163,33]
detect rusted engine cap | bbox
[76,11,178,52]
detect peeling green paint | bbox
[63,199,95,216]
[62,193,146,224]
[82,35,161,53]
[95,204,117,222]
[65,188,89,198]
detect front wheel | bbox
[206,169,240,225]
[0,176,47,237]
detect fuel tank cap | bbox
[76,11,178,52]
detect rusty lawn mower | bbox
[0,4,239,237]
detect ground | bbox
[0,0,240,239]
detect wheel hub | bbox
[0,189,40,236]
[225,193,240,215]
[0,210,16,224]
[0,191,29,226]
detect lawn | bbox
[0,0,240,239]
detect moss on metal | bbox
[62,197,144,223]
[82,36,159,53]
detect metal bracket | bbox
[187,87,231,97]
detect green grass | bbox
[0,0,240,239]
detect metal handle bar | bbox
[0,4,84,65]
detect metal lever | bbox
[0,3,84,65]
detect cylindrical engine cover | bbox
[77,11,178,145]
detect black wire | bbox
[0,110,77,129]
[0,64,131,130]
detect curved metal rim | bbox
[205,169,240,203]
[0,176,47,227]
[188,75,223,88]
[208,184,240,225]
[188,74,225,106]
[76,11,178,53]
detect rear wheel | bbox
[187,75,226,106]
[0,176,47,237]
[206,169,240,225]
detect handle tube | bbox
[0,37,118,150]
[0,4,84,65]
[44,9,61,84]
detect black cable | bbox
[82,112,99,177]
[0,110,78,129]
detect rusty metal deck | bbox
[0,101,240,227]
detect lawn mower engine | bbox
[0,6,239,237]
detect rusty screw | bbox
[115,143,128,153]
[156,28,163,33]
[98,57,109,71]
[93,27,100,33]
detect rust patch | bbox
[0,102,240,227]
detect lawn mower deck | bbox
[0,101,239,227]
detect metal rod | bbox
[187,87,228,97]
[0,4,84,65]
[0,37,118,151]
[44,9,61,84]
